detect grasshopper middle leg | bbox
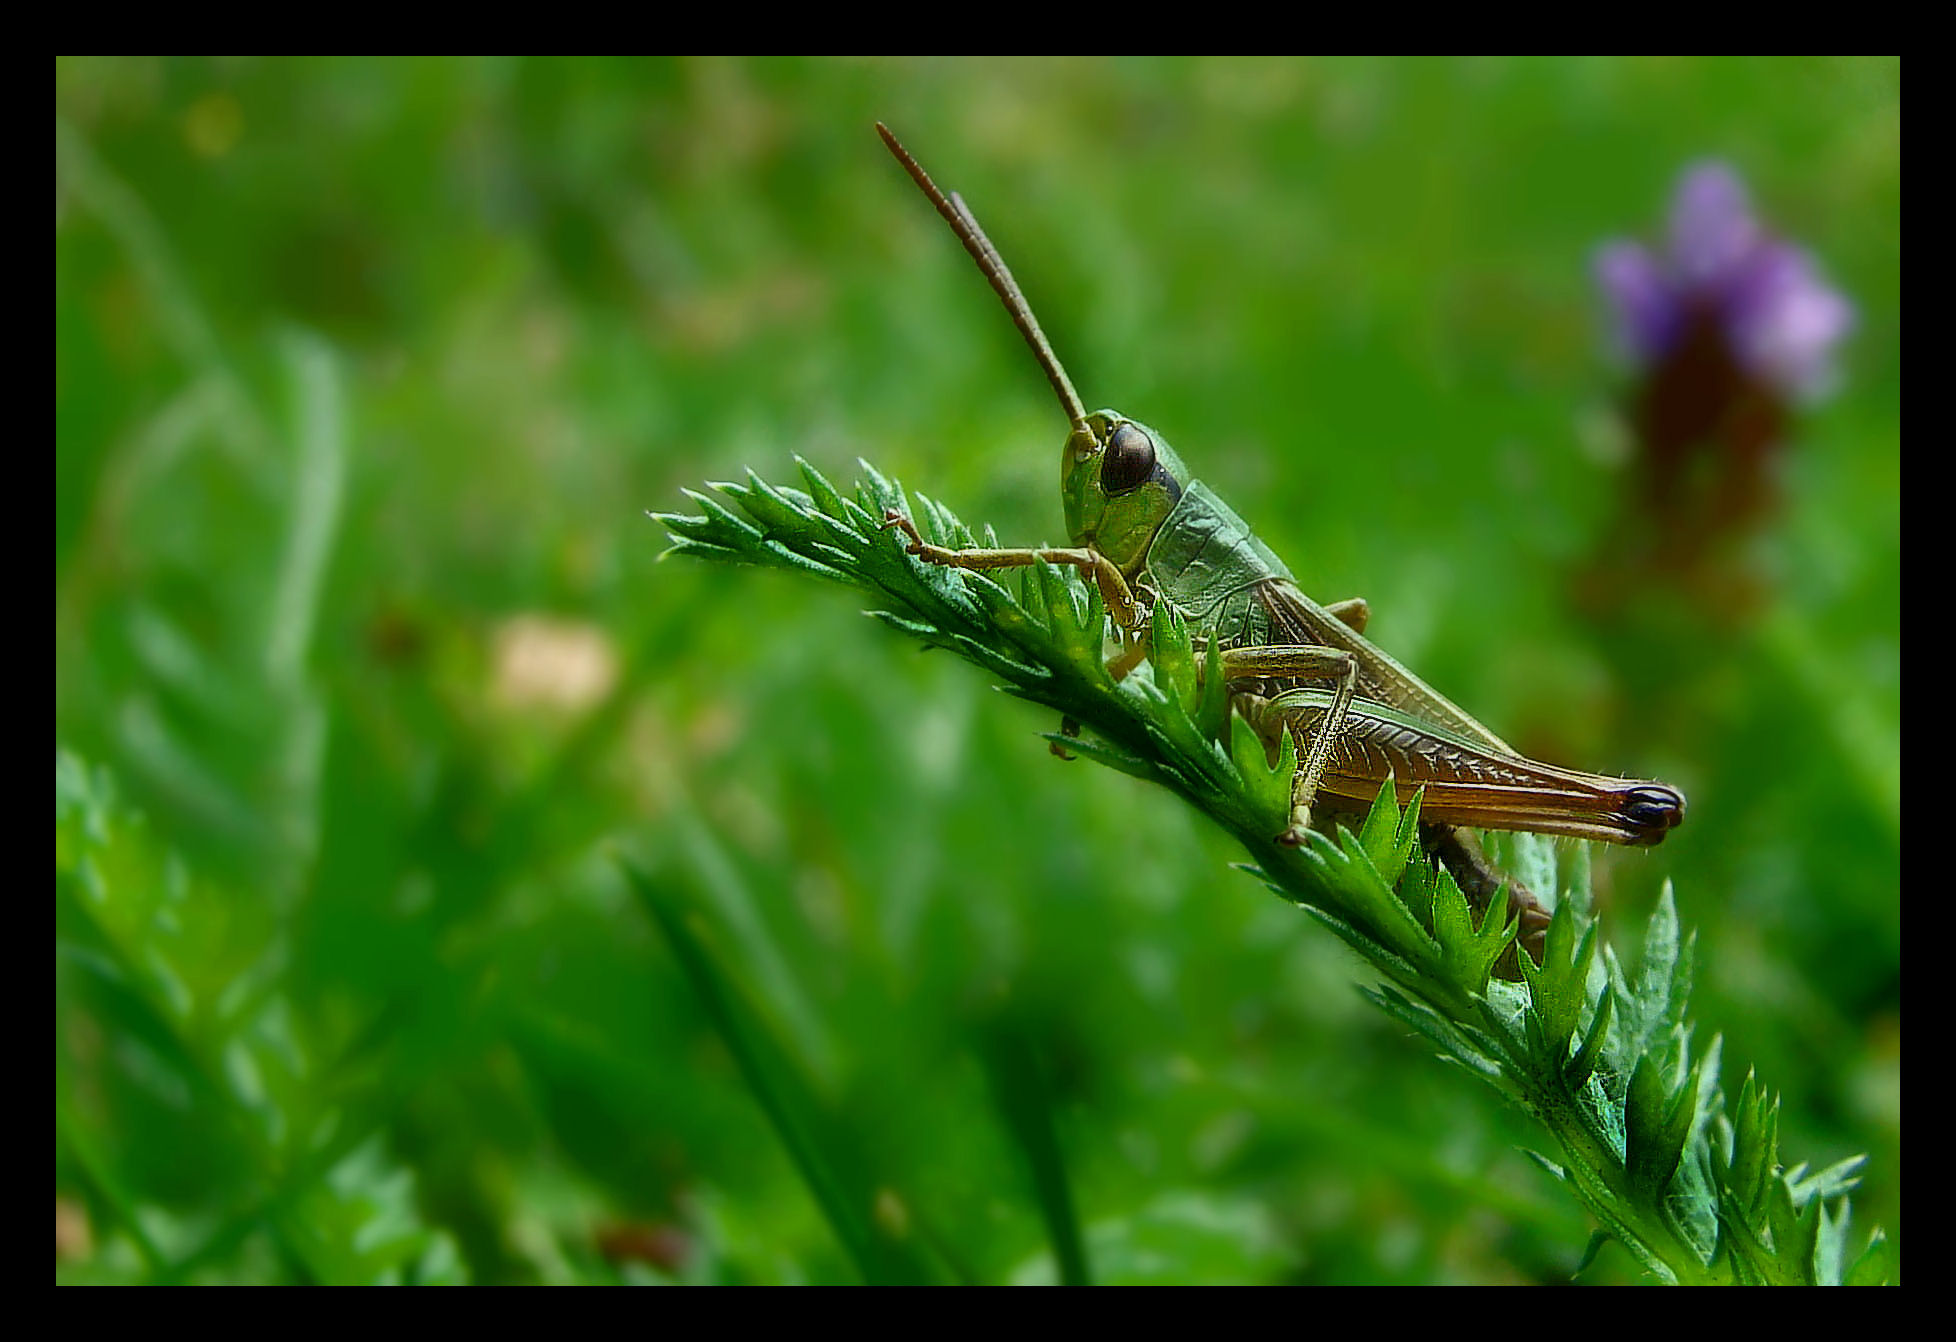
[1218,644,1360,847]
[883,509,1154,755]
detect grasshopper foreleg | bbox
[884,509,1154,755]
[1219,644,1360,847]
[881,509,1146,630]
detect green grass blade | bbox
[975,1016,1091,1286]
[625,861,942,1284]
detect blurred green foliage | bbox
[56,57,1897,1284]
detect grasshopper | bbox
[872,124,1685,957]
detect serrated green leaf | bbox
[1423,845,1512,995]
[1037,731,1159,782]
[866,610,946,642]
[715,472,800,536]
[654,462,1880,1288]
[1812,1196,1850,1286]
[1520,1147,1569,1184]
[1360,983,1504,1084]
[1844,1227,1896,1286]
[1791,1154,1867,1204]
[1354,777,1409,884]
[1564,987,1614,1092]
[1572,1228,1612,1276]
[1152,603,1196,710]
[683,486,765,544]
[946,631,1051,683]
[796,454,852,520]
[1625,1054,1687,1198]
[856,458,909,522]
[760,537,856,581]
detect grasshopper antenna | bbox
[876,122,1095,448]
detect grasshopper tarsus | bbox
[880,508,928,554]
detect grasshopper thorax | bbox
[1063,410,1190,579]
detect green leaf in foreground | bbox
[654,461,1892,1285]
[56,750,465,1285]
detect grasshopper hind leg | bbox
[1233,688,1551,980]
[1276,722,1320,848]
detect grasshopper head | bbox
[1063,411,1189,577]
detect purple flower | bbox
[1595,163,1852,402]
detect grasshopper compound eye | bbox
[1101,422,1157,495]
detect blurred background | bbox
[56,57,1898,1284]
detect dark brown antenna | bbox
[876,123,1092,444]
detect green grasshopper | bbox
[872,124,1685,955]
